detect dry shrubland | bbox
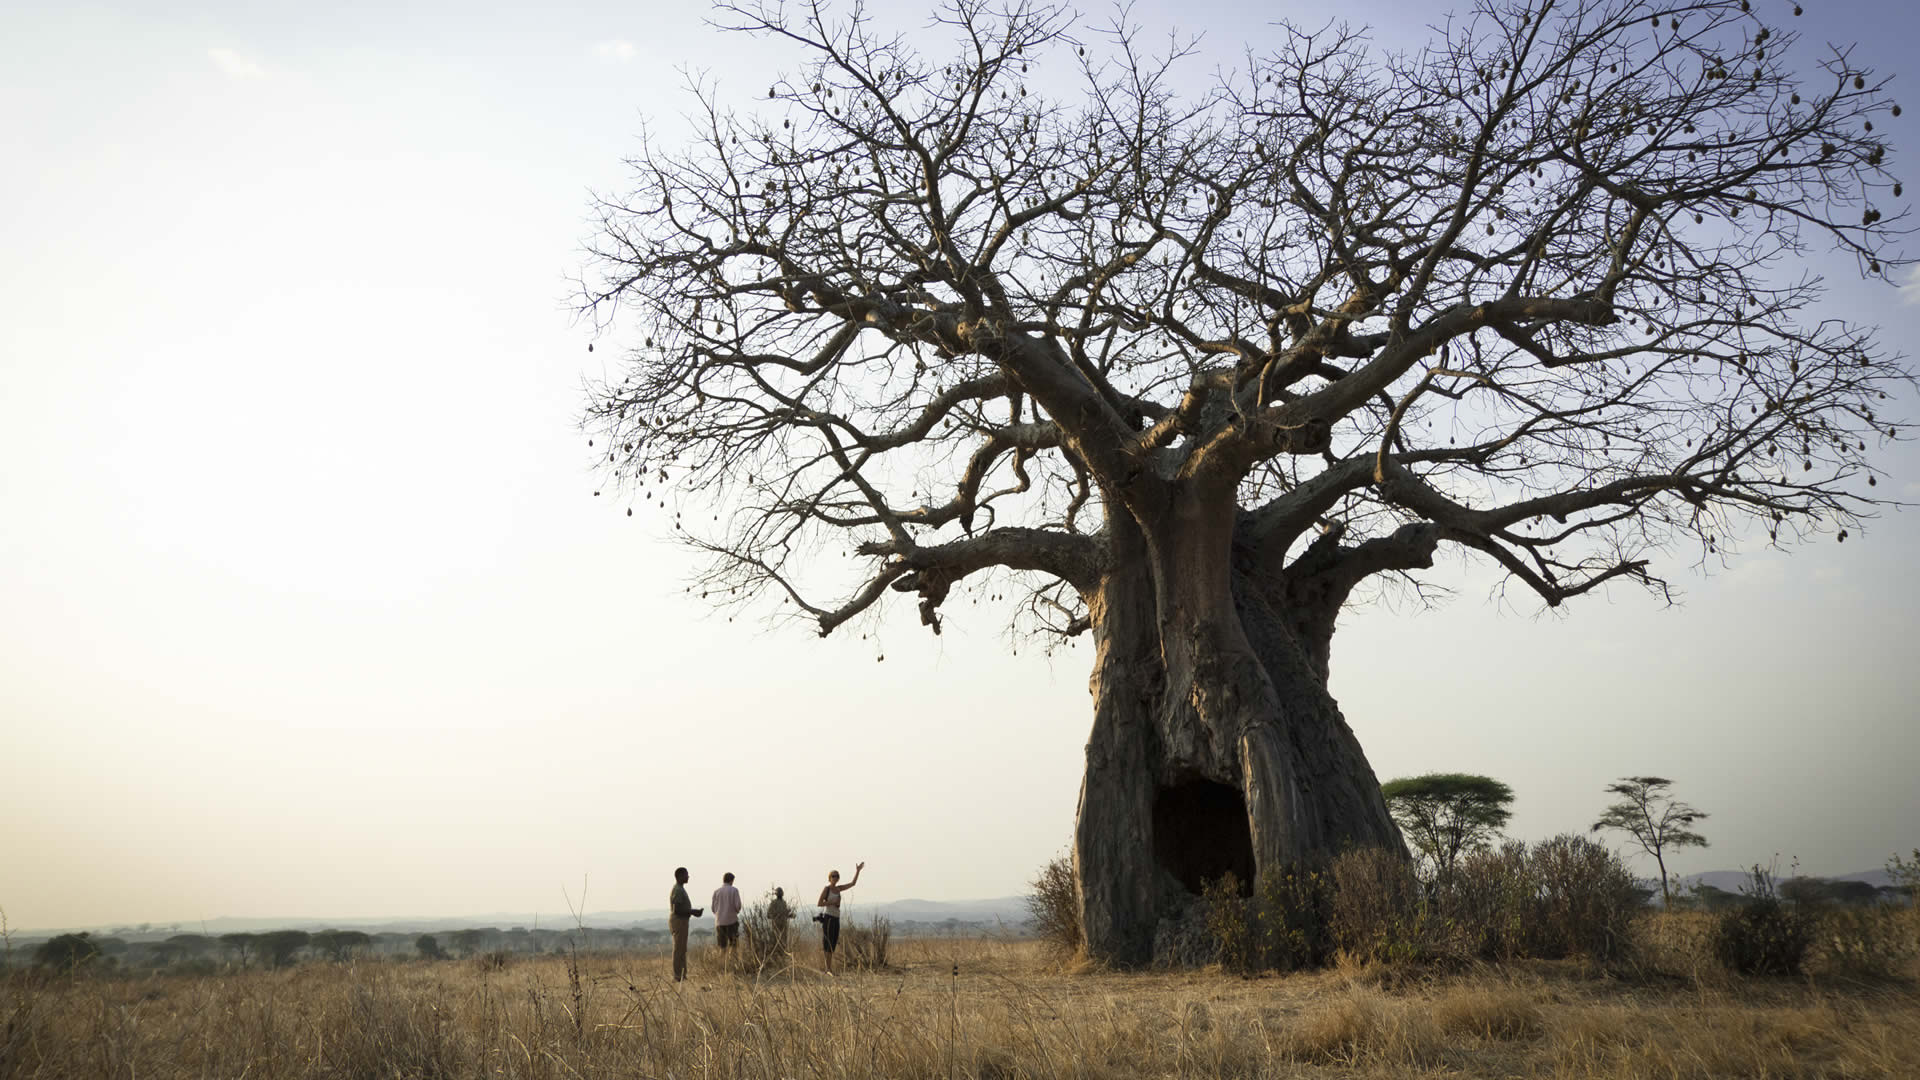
[4,921,1917,1079]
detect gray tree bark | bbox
[1073,499,1405,966]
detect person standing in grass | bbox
[766,886,793,953]
[711,872,743,952]
[668,867,704,981]
[816,861,864,974]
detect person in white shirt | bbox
[711,872,744,951]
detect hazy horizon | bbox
[5,0,1918,935]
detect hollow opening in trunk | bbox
[1152,779,1256,896]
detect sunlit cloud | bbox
[208,47,265,80]
[1901,265,1920,306]
[593,40,638,62]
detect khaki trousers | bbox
[669,916,690,980]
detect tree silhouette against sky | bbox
[1593,774,1709,907]
[582,0,1910,961]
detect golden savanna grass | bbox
[4,921,1917,1079]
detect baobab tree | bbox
[580,0,1910,962]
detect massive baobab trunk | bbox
[1074,501,1403,965]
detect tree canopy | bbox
[584,0,1908,638]
[1381,772,1515,880]
[33,932,101,972]
[1592,774,1710,906]
[578,0,1910,961]
[257,930,311,969]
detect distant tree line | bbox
[8,923,681,974]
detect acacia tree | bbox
[256,930,310,969]
[1381,773,1515,882]
[1591,774,1709,907]
[217,931,257,969]
[309,929,373,963]
[581,0,1910,962]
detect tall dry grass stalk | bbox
[4,934,1916,1078]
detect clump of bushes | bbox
[1253,863,1336,970]
[734,889,797,972]
[1201,865,1339,974]
[1818,906,1920,979]
[1530,834,1641,962]
[1192,834,1642,973]
[1328,847,1438,964]
[1712,866,1815,976]
[1443,841,1536,961]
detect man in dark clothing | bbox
[668,867,704,981]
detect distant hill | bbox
[1677,868,1894,895]
[869,897,1030,924]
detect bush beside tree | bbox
[1025,852,1082,954]
[1189,835,1643,973]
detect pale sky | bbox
[3,0,1916,933]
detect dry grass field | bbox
[5,920,1918,1079]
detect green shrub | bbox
[1713,867,1814,975]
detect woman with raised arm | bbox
[816,861,863,974]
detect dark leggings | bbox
[820,914,841,952]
